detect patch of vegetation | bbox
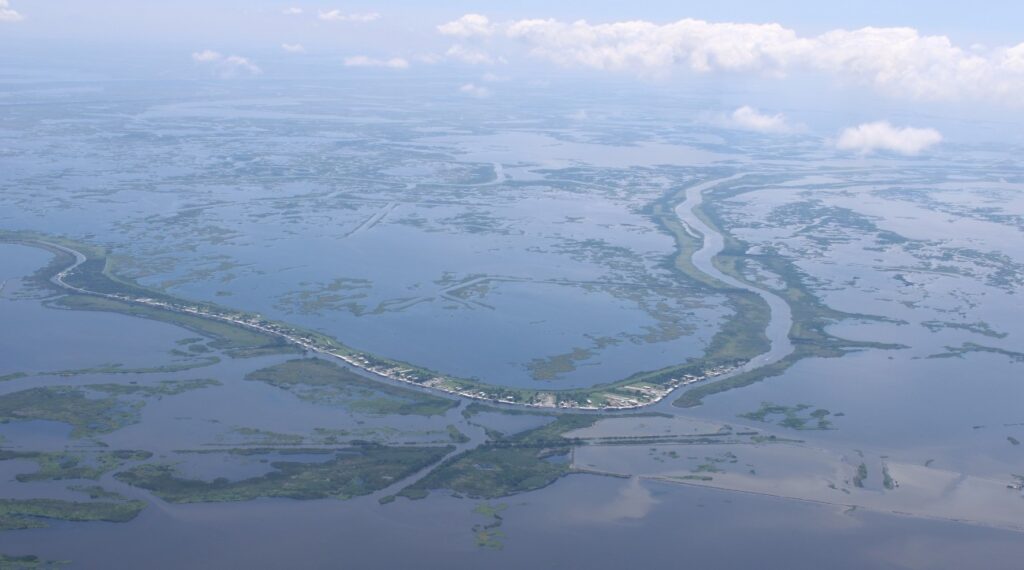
[0,387,138,438]
[447,425,470,444]
[0,498,145,531]
[0,553,68,569]
[226,427,305,446]
[738,402,836,430]
[87,379,220,398]
[927,342,1024,363]
[0,378,219,438]
[670,474,714,482]
[526,348,593,381]
[399,415,597,499]
[921,320,1007,339]
[853,463,868,488]
[882,464,897,490]
[472,502,508,549]
[43,359,221,377]
[53,295,294,359]
[0,373,28,383]
[114,444,452,503]
[245,358,456,416]
[11,450,152,482]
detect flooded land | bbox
[1,76,1023,569]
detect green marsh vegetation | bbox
[0,498,145,531]
[114,444,453,503]
[1,450,153,482]
[398,414,597,500]
[244,358,457,416]
[472,502,508,549]
[739,402,837,431]
[52,295,293,359]
[0,380,219,438]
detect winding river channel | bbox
[660,175,795,408]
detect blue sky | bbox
[3,1,1023,48]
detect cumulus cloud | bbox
[318,9,379,22]
[281,43,305,54]
[437,15,1024,104]
[343,56,409,69]
[728,106,794,133]
[281,7,303,15]
[438,14,493,37]
[191,51,262,78]
[0,0,22,23]
[835,121,942,155]
[445,44,494,65]
[459,83,491,98]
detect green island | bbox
[738,402,837,430]
[472,502,509,549]
[0,380,220,438]
[244,358,456,416]
[926,342,1024,363]
[113,444,453,503]
[0,498,145,531]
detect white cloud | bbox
[281,43,306,54]
[437,15,1024,104]
[728,106,794,133]
[191,51,262,78]
[459,83,491,98]
[0,0,22,23]
[318,10,380,23]
[438,14,493,37]
[343,56,409,69]
[281,6,303,16]
[835,121,942,155]
[445,44,494,65]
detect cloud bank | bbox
[835,121,943,155]
[0,0,22,22]
[191,50,262,78]
[438,15,1024,103]
[281,43,305,54]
